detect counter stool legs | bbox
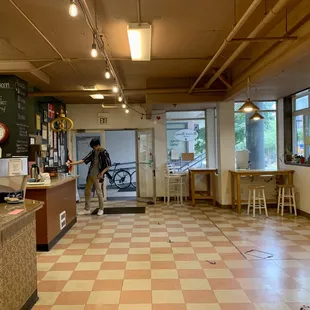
[278,185,297,216]
[247,186,268,218]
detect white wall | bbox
[67,104,166,197]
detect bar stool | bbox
[277,185,297,216]
[247,185,268,218]
[164,165,186,206]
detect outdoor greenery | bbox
[195,127,206,154]
[235,102,277,167]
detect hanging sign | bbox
[174,129,198,142]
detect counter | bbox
[26,176,78,251]
[0,199,43,310]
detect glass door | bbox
[136,129,156,203]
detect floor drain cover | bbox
[244,249,273,259]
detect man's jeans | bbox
[84,175,104,210]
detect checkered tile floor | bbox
[34,203,310,310]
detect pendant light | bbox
[104,62,111,79]
[112,84,119,93]
[118,96,123,102]
[69,0,78,17]
[125,109,130,114]
[250,111,264,121]
[122,103,127,109]
[91,35,98,58]
[238,77,259,113]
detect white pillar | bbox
[206,109,216,168]
[216,101,235,205]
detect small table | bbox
[189,168,217,207]
[230,169,295,214]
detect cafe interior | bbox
[1,0,310,309]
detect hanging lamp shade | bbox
[238,99,259,112]
[249,111,264,121]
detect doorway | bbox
[105,130,137,200]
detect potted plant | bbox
[300,156,305,164]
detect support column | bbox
[246,102,265,169]
[217,101,235,206]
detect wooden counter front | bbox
[26,176,78,251]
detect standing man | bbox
[70,138,111,216]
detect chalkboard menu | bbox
[0,75,29,157]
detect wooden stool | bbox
[247,185,268,218]
[277,185,297,216]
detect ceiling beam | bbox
[212,69,232,89]
[28,88,227,97]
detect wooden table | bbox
[230,169,295,213]
[189,168,217,207]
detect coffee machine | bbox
[0,157,28,203]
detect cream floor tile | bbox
[84,249,107,255]
[57,255,83,263]
[37,263,54,271]
[172,247,195,254]
[215,247,239,253]
[204,269,234,279]
[91,238,112,244]
[180,279,211,290]
[104,254,128,262]
[152,290,185,303]
[43,271,73,281]
[151,269,179,279]
[36,292,60,305]
[76,233,96,239]
[214,289,251,303]
[68,244,89,250]
[128,248,151,254]
[51,306,85,310]
[176,261,202,270]
[41,250,65,256]
[276,288,310,302]
[97,270,125,280]
[254,302,292,310]
[126,262,151,270]
[122,279,151,290]
[196,253,222,261]
[190,241,213,248]
[109,243,130,248]
[57,239,74,244]
[63,280,95,291]
[186,304,221,310]
[151,254,174,261]
[225,260,253,269]
[237,278,272,290]
[118,305,152,310]
[88,291,121,304]
[75,262,102,271]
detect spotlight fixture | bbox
[238,99,259,113]
[69,0,78,17]
[250,111,264,121]
[122,103,127,109]
[90,94,104,99]
[91,35,98,58]
[112,85,119,93]
[125,109,130,114]
[101,103,105,108]
[118,96,123,102]
[104,68,111,79]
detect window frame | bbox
[292,90,310,158]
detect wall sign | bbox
[98,113,108,125]
[174,129,198,142]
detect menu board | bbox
[0,76,29,157]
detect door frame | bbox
[69,128,156,202]
[135,128,157,203]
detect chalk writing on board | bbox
[0,95,7,115]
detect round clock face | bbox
[0,122,9,143]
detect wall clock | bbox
[0,122,9,144]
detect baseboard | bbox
[21,289,38,310]
[37,217,77,251]
[298,209,310,218]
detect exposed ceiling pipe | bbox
[188,0,263,94]
[8,0,88,85]
[204,0,291,90]
[228,36,297,43]
[28,88,226,97]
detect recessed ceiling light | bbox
[90,94,104,99]
[83,86,97,91]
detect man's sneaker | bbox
[78,209,91,215]
[97,209,104,216]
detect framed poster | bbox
[48,123,53,147]
[53,132,57,148]
[42,124,47,140]
[36,114,41,131]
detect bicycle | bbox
[105,163,132,190]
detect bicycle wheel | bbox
[113,169,132,190]
[131,171,136,189]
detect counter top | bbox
[0,199,44,231]
[26,175,78,190]
[229,169,295,174]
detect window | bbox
[292,90,310,159]
[234,101,277,169]
[166,111,206,170]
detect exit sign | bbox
[98,113,108,125]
